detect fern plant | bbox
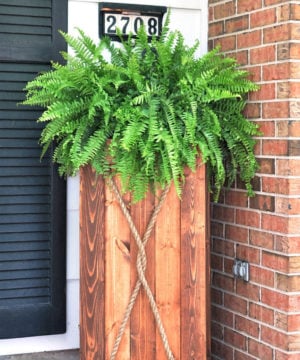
[23,18,260,202]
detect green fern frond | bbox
[23,16,260,202]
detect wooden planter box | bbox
[80,162,210,359]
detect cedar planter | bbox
[23,21,259,360]
[80,162,210,360]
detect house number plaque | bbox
[99,3,167,41]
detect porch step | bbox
[0,350,79,360]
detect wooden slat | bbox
[181,161,209,360]
[80,161,210,359]
[130,192,156,359]
[80,166,105,360]
[105,177,131,359]
[155,184,181,359]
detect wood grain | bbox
[105,177,131,359]
[155,184,181,359]
[181,161,209,360]
[80,165,105,360]
[130,192,156,359]
[80,162,210,359]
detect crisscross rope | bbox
[108,177,174,360]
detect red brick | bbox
[262,251,289,273]
[213,204,235,222]
[212,305,234,327]
[208,39,214,51]
[211,221,224,237]
[261,325,289,350]
[275,311,288,331]
[237,30,261,49]
[225,15,249,33]
[262,177,289,195]
[236,176,261,191]
[275,236,300,254]
[214,2,235,20]
[262,102,289,119]
[276,197,300,215]
[251,265,275,287]
[289,256,300,273]
[275,350,300,360]
[257,158,275,174]
[224,257,234,275]
[264,24,290,43]
[265,0,289,4]
[288,217,300,235]
[276,273,300,292]
[277,121,289,137]
[234,50,248,66]
[254,140,261,156]
[236,244,260,265]
[288,139,300,156]
[235,315,260,338]
[250,45,276,64]
[211,288,223,305]
[246,65,261,82]
[225,190,248,207]
[249,338,273,359]
[290,62,300,79]
[250,194,275,212]
[211,321,223,340]
[277,4,291,22]
[291,23,300,40]
[261,288,289,312]
[277,159,300,176]
[243,103,261,118]
[277,82,290,99]
[287,120,300,136]
[224,328,247,351]
[249,303,274,325]
[250,84,275,101]
[236,209,260,228]
[262,140,288,156]
[224,293,248,315]
[277,43,290,61]
[291,3,300,20]
[211,339,234,360]
[262,213,289,233]
[225,225,249,244]
[209,21,224,37]
[290,101,300,118]
[236,281,260,302]
[288,313,300,332]
[215,35,236,51]
[250,230,274,250]
[289,294,300,313]
[211,253,223,272]
[290,43,300,59]
[251,8,276,28]
[208,5,213,22]
[213,238,235,256]
[213,272,234,292]
[290,82,300,98]
[263,63,290,81]
[234,351,256,360]
[237,0,262,13]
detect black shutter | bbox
[0,0,68,338]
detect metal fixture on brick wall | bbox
[233,259,250,282]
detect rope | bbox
[107,177,174,360]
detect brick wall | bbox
[208,1,300,359]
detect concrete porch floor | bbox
[0,350,79,360]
